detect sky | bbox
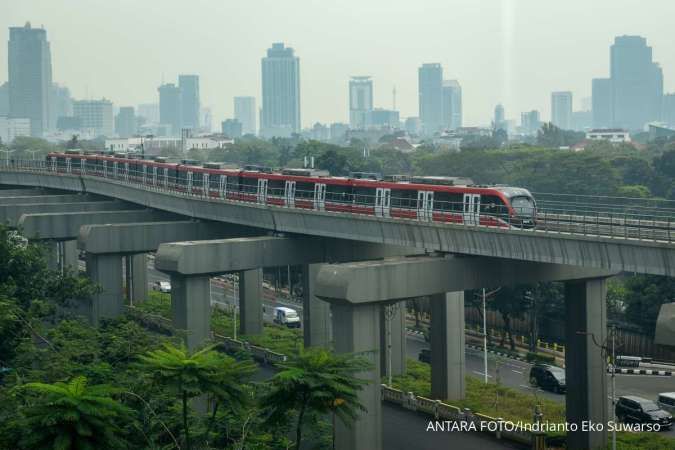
[2,0,674,128]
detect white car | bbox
[273,307,301,328]
[153,281,171,293]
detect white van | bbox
[657,392,675,414]
[274,307,301,328]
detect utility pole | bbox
[384,303,399,386]
[483,288,488,384]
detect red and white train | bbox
[46,150,537,229]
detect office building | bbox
[442,80,462,130]
[8,22,53,136]
[592,78,613,128]
[234,96,256,135]
[418,63,443,134]
[221,118,242,138]
[0,83,8,116]
[200,107,212,133]
[49,83,72,130]
[610,36,663,130]
[73,99,114,136]
[521,110,541,135]
[329,122,349,142]
[138,103,160,123]
[369,108,399,128]
[405,117,421,135]
[349,76,373,129]
[0,117,30,144]
[158,83,182,136]
[551,91,573,130]
[115,106,136,138]
[261,43,301,137]
[178,75,200,131]
[494,104,506,131]
[572,110,592,131]
[663,94,675,128]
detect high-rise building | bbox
[73,99,113,137]
[137,103,160,123]
[0,82,8,116]
[115,106,136,138]
[405,117,421,135]
[261,43,301,137]
[349,76,373,129]
[8,22,53,136]
[418,63,443,134]
[592,78,613,128]
[551,91,573,130]
[329,122,349,142]
[221,119,242,138]
[178,75,200,131]
[610,35,663,130]
[0,117,31,144]
[234,96,256,135]
[442,80,462,130]
[369,109,399,128]
[572,110,593,131]
[200,107,212,133]
[49,83,72,130]
[158,83,182,136]
[520,110,541,135]
[663,94,675,128]
[494,104,506,131]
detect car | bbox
[616,395,672,430]
[273,307,301,328]
[657,392,675,414]
[153,281,171,293]
[529,364,566,394]
[418,348,431,364]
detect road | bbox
[144,257,675,439]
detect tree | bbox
[262,347,371,450]
[623,275,675,336]
[536,123,584,148]
[137,342,256,450]
[492,286,529,350]
[15,376,133,450]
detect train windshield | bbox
[511,196,535,217]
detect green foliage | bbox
[525,352,556,365]
[15,376,134,450]
[623,275,675,336]
[262,347,371,450]
[536,123,585,148]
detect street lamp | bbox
[233,274,239,341]
[0,148,16,167]
[383,303,400,387]
[475,287,500,384]
[576,326,617,450]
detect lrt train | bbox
[45,150,537,229]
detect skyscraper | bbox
[551,91,573,130]
[137,103,160,124]
[663,94,675,128]
[442,80,462,130]
[349,76,373,129]
[494,104,506,131]
[115,106,136,138]
[73,99,113,137]
[418,63,443,134]
[221,119,242,138]
[8,22,53,136]
[158,83,182,136]
[234,96,256,135]
[261,43,301,137]
[178,75,200,131]
[0,82,8,116]
[49,83,72,130]
[521,110,541,135]
[610,36,663,130]
[592,78,613,128]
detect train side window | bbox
[326,184,351,203]
[480,195,506,215]
[295,181,315,199]
[353,187,375,205]
[391,189,416,209]
[433,191,463,212]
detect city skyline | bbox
[2,0,675,129]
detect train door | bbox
[375,188,391,218]
[80,159,86,174]
[65,158,72,173]
[103,161,108,177]
[163,168,169,188]
[219,175,227,198]
[124,162,130,181]
[257,178,268,204]
[113,162,119,178]
[187,171,193,193]
[313,183,326,211]
[152,166,157,185]
[463,193,481,225]
[203,174,210,197]
[417,191,434,221]
[285,181,296,207]
[142,165,147,184]
[50,156,56,172]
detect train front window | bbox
[511,196,535,217]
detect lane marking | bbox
[473,371,492,378]
[512,370,523,374]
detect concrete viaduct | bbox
[2,169,675,450]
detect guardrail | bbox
[2,159,674,244]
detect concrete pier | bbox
[302,263,331,348]
[170,275,211,351]
[379,302,406,377]
[85,253,123,325]
[125,254,147,305]
[430,291,465,401]
[332,302,382,450]
[239,269,263,335]
[565,278,609,450]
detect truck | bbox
[273,307,301,328]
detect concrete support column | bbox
[565,278,608,450]
[239,269,263,335]
[125,254,147,305]
[44,241,59,271]
[430,291,465,401]
[332,302,382,450]
[171,275,211,352]
[62,240,78,273]
[379,302,406,378]
[85,252,123,325]
[302,263,331,348]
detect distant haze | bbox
[2,0,674,127]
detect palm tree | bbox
[17,376,133,450]
[262,347,371,450]
[136,342,256,450]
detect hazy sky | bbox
[2,0,674,128]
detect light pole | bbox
[0,148,16,167]
[233,274,239,340]
[483,288,488,384]
[384,303,400,386]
